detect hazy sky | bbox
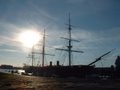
[0,0,120,67]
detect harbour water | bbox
[0,68,25,75]
[0,68,16,73]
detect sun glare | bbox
[18,31,41,48]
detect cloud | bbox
[0,34,23,53]
[43,25,114,50]
[0,22,19,45]
[66,0,114,18]
[0,35,14,43]
[60,27,120,51]
[92,27,120,44]
[0,48,18,53]
[0,22,32,53]
[29,1,58,21]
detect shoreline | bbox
[1,72,120,90]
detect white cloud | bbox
[0,48,18,53]
[0,35,12,45]
[0,22,35,53]
[60,27,120,51]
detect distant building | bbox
[0,65,13,69]
[115,56,120,77]
[115,56,120,69]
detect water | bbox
[0,68,15,73]
[0,68,25,74]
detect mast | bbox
[31,46,35,66]
[42,29,45,67]
[28,30,54,67]
[68,13,72,66]
[56,14,83,66]
[27,45,35,66]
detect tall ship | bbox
[24,15,120,78]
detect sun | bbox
[18,30,41,48]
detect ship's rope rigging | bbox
[26,14,84,67]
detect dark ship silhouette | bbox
[24,15,120,78]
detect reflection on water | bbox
[0,68,25,75]
[0,68,16,73]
